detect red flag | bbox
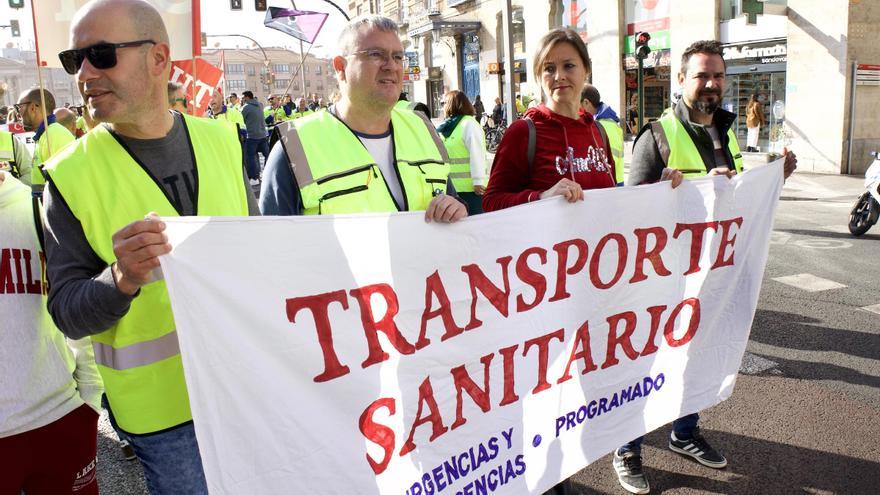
[169,59,224,117]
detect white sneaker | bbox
[249,178,260,186]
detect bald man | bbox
[16,87,75,195]
[54,107,78,136]
[42,1,257,492]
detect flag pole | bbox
[191,0,201,115]
[29,0,53,166]
[290,0,310,101]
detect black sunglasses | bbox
[58,39,156,75]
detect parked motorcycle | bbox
[848,151,880,236]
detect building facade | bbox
[200,48,338,104]
[0,48,82,109]
[347,0,879,175]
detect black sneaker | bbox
[119,439,137,461]
[612,449,650,494]
[668,428,727,468]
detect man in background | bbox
[16,87,74,196]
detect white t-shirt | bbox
[356,127,404,209]
[0,173,102,437]
[459,117,488,187]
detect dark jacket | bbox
[626,98,737,185]
[240,98,268,140]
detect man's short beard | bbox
[694,99,721,114]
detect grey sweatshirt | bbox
[241,98,268,139]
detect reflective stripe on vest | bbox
[443,115,483,193]
[598,119,625,184]
[652,110,743,177]
[277,107,451,215]
[45,114,248,434]
[93,331,180,370]
[33,123,75,187]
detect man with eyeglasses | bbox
[41,1,258,493]
[16,88,75,197]
[260,14,466,223]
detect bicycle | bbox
[483,117,507,153]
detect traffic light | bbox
[255,0,267,11]
[635,32,651,61]
[10,19,19,37]
[8,0,24,9]
[230,0,242,10]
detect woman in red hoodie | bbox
[481,28,615,495]
[483,28,616,212]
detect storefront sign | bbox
[723,41,787,65]
[405,51,419,68]
[487,62,502,75]
[856,64,880,86]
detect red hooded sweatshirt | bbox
[482,104,616,212]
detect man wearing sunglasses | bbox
[41,1,258,493]
[260,15,466,223]
[16,88,75,197]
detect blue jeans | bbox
[245,137,270,180]
[618,413,699,455]
[105,398,208,495]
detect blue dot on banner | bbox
[532,435,542,447]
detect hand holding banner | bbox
[159,162,783,494]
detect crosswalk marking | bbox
[860,304,880,315]
[772,273,847,292]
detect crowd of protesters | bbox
[1,0,799,494]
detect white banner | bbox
[33,0,195,68]
[160,162,783,494]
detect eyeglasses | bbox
[58,39,157,75]
[350,49,406,66]
[13,101,36,113]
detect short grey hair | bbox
[336,15,399,57]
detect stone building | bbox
[200,48,338,104]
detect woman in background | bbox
[745,93,765,152]
[437,90,488,214]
